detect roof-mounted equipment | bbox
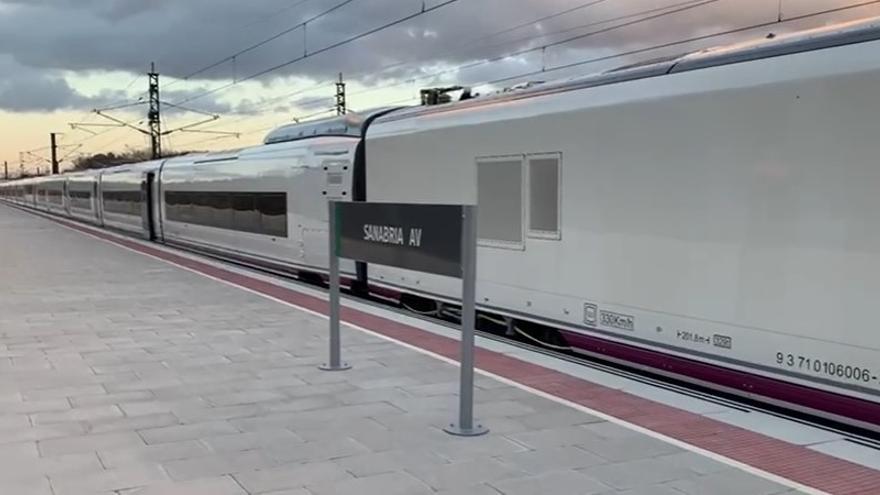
[420,86,475,106]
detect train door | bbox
[63,180,70,215]
[94,180,104,226]
[142,172,157,241]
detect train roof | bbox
[263,113,364,145]
[262,107,398,145]
[98,160,165,175]
[377,15,880,123]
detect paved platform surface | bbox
[0,204,864,495]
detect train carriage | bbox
[362,18,880,429]
[157,116,367,278]
[98,161,163,238]
[33,176,67,214]
[65,171,101,224]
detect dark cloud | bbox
[0,0,878,112]
[291,94,336,111]
[0,55,127,112]
[0,55,235,113]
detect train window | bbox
[476,155,524,248]
[232,193,259,234]
[103,190,142,216]
[201,192,233,230]
[257,193,288,238]
[528,153,561,239]
[164,190,288,238]
[48,188,64,205]
[69,189,92,210]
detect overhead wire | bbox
[161,0,317,91]
[486,0,880,85]
[165,0,630,139]
[60,0,335,157]
[87,0,880,155]
[345,0,879,106]
[171,0,623,125]
[357,0,624,79]
[471,0,712,59]
[299,0,706,105]
[343,0,719,100]
[171,0,718,148]
[182,80,337,134]
[59,71,151,163]
[52,72,147,169]
[242,0,315,29]
[262,0,876,142]
[173,91,422,150]
[44,2,313,167]
[171,0,462,106]
[470,0,612,43]
[174,0,360,83]
[174,106,338,149]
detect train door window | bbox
[133,189,144,216]
[476,155,524,249]
[527,153,561,240]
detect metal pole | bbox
[445,205,488,436]
[50,133,59,175]
[336,72,346,116]
[320,201,351,372]
[148,62,162,160]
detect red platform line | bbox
[43,214,880,495]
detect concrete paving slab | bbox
[0,205,816,495]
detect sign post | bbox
[319,201,351,371]
[323,201,488,437]
[443,205,488,436]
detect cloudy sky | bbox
[1,0,879,175]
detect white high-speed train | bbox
[5,17,880,431]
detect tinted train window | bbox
[257,193,287,238]
[165,191,288,238]
[528,153,561,239]
[103,190,143,216]
[69,189,92,210]
[231,193,262,235]
[48,188,64,205]
[477,156,524,248]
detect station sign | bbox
[323,200,487,436]
[334,202,465,278]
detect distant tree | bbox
[72,148,196,171]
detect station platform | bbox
[1,204,879,495]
